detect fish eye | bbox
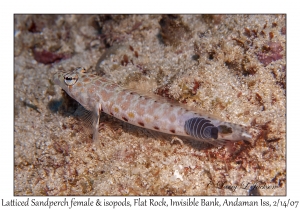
[64,74,78,86]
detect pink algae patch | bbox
[256,42,284,66]
[33,49,71,64]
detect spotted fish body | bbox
[54,67,252,145]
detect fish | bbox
[53,67,252,146]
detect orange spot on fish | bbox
[83,78,91,83]
[169,114,176,123]
[128,112,135,118]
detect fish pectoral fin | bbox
[74,104,101,141]
[92,104,101,142]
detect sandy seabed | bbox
[14,14,286,195]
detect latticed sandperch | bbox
[54,67,252,146]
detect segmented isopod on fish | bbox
[54,67,252,146]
